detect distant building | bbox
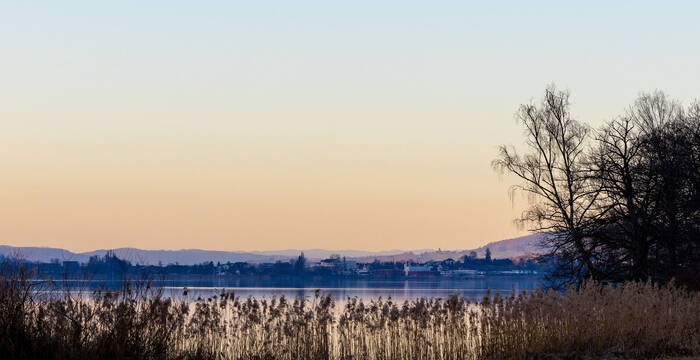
[440,269,484,277]
[316,257,359,275]
[493,269,538,275]
[404,265,439,276]
[357,265,370,275]
[318,258,341,269]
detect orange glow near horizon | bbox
[0,122,529,252]
[1,2,698,252]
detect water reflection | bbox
[162,276,543,302]
[35,276,542,302]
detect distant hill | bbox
[81,248,291,265]
[0,234,546,265]
[469,233,545,259]
[253,249,433,260]
[0,246,88,263]
[0,246,427,265]
[0,246,290,265]
[347,234,546,263]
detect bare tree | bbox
[589,96,669,281]
[593,92,700,284]
[636,96,700,284]
[496,87,700,287]
[493,86,603,285]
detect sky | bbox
[1,1,699,252]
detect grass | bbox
[1,264,698,360]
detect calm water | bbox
[36,276,543,302]
[159,276,543,302]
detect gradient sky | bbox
[1,1,699,252]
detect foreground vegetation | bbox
[1,267,698,360]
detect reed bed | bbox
[1,268,699,360]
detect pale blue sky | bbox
[1,1,698,251]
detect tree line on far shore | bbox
[0,249,543,280]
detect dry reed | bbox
[1,265,698,360]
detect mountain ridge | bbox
[0,234,545,265]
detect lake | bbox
[35,275,543,302]
[156,276,544,302]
